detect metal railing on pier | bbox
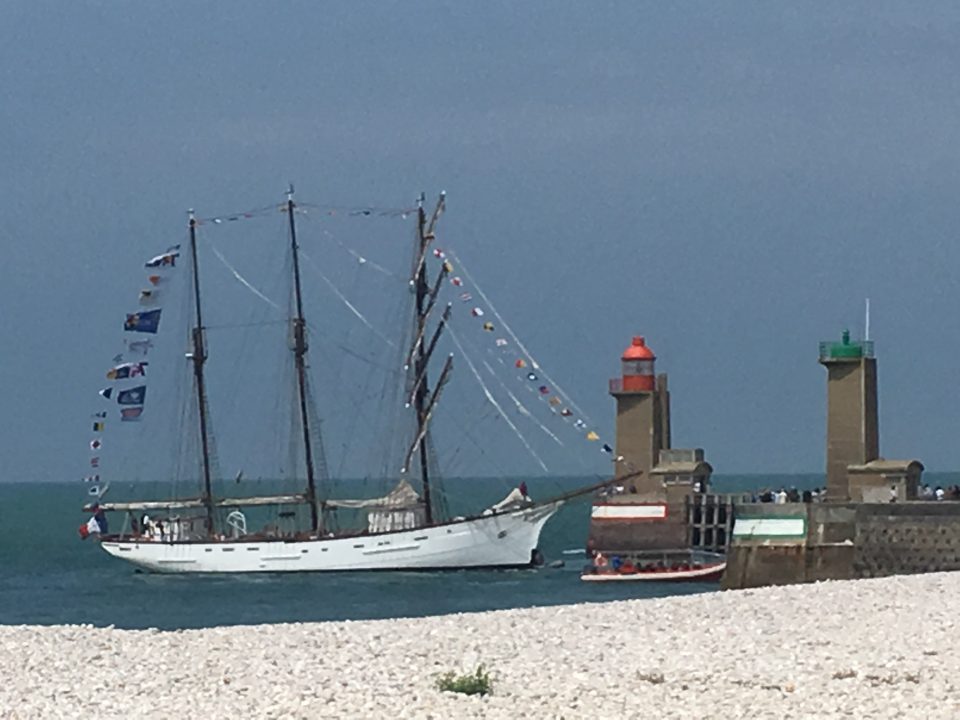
[687,493,751,552]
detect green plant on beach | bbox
[436,665,494,696]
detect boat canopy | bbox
[324,480,422,510]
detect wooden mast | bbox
[286,186,320,533]
[412,192,446,524]
[413,194,434,524]
[188,211,216,535]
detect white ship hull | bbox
[99,501,562,573]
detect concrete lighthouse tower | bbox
[609,336,669,496]
[818,330,879,501]
[818,330,922,502]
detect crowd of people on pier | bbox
[919,484,960,501]
[751,484,960,503]
[752,487,822,504]
[598,479,960,503]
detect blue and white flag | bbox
[124,309,162,334]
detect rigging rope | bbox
[207,240,284,312]
[204,234,396,374]
[305,220,398,279]
[448,326,548,473]
[299,248,396,348]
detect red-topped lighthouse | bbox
[609,335,666,486]
[588,335,715,564]
[620,336,656,392]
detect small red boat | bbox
[581,550,725,582]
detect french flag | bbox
[78,509,107,540]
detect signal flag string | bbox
[445,249,593,425]
[480,358,565,447]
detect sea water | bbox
[0,473,856,629]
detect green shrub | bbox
[436,665,494,696]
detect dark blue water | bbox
[0,473,851,629]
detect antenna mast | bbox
[865,298,871,341]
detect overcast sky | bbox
[3,2,960,484]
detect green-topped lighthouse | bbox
[817,330,921,502]
[818,330,879,501]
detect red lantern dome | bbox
[621,336,656,391]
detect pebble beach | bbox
[2,572,957,719]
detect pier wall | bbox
[723,502,960,589]
[587,493,744,554]
[586,495,688,552]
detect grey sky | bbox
[3,2,960,483]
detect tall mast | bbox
[286,186,320,533]
[414,194,434,524]
[188,211,215,535]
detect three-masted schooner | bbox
[86,189,624,573]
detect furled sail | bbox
[326,480,426,533]
[488,487,533,513]
[325,480,421,509]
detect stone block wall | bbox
[853,504,960,577]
